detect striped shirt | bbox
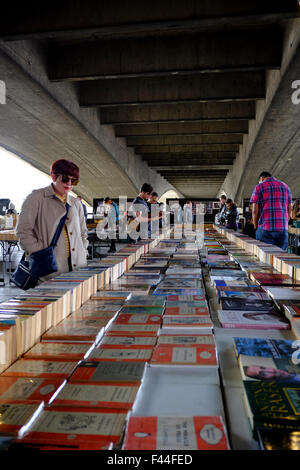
[250,177,292,231]
[56,194,71,256]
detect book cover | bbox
[114,313,162,325]
[117,306,165,316]
[162,316,213,328]
[2,359,78,379]
[0,400,44,437]
[220,298,279,313]
[51,382,140,409]
[0,377,65,403]
[157,334,215,346]
[91,292,132,300]
[105,323,160,337]
[166,295,206,302]
[41,321,105,343]
[68,361,146,385]
[125,296,165,307]
[156,279,203,289]
[238,354,300,383]
[264,287,300,301]
[243,380,300,433]
[99,335,157,349]
[217,310,289,330]
[17,406,127,449]
[122,415,229,450]
[256,427,300,450]
[233,337,296,359]
[250,272,300,286]
[150,344,217,366]
[153,288,204,296]
[23,342,92,361]
[87,347,152,362]
[164,304,209,316]
[219,291,269,301]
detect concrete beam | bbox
[48,30,282,81]
[126,134,244,146]
[153,165,232,171]
[0,1,298,40]
[134,144,240,154]
[115,120,249,136]
[100,101,256,124]
[80,72,265,107]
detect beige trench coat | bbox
[16,184,88,280]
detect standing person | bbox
[77,196,88,221]
[250,171,292,250]
[215,195,227,226]
[223,199,239,231]
[128,183,153,241]
[147,191,162,238]
[16,159,88,279]
[104,197,119,253]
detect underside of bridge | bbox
[0,1,300,204]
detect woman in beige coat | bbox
[16,159,88,280]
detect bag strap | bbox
[50,202,70,247]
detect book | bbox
[117,306,165,316]
[17,406,127,449]
[156,279,203,289]
[166,295,206,302]
[2,359,78,379]
[157,333,215,346]
[218,291,270,301]
[124,296,165,307]
[91,292,132,300]
[263,287,300,301]
[122,415,230,450]
[164,302,209,316]
[23,342,92,361]
[238,354,300,383]
[51,382,140,409]
[233,337,297,359]
[283,302,300,321]
[105,323,160,337]
[219,298,279,313]
[114,313,162,325]
[152,288,204,296]
[150,344,217,366]
[217,310,289,330]
[256,427,300,450]
[78,300,124,312]
[0,377,65,403]
[162,316,213,329]
[68,361,146,385]
[87,347,152,362]
[99,335,157,349]
[243,380,300,434]
[0,400,44,437]
[41,319,106,343]
[250,272,300,286]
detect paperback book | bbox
[0,400,44,437]
[99,335,157,349]
[87,347,152,362]
[0,377,65,403]
[124,296,165,307]
[51,382,140,409]
[238,354,300,383]
[17,406,128,449]
[1,359,78,379]
[217,310,289,330]
[150,344,217,367]
[157,333,215,346]
[68,361,146,385]
[122,415,230,450]
[219,298,279,313]
[162,316,213,329]
[23,342,92,361]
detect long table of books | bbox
[0,225,299,451]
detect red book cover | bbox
[0,376,65,403]
[150,344,217,366]
[122,415,230,450]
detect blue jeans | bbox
[256,227,288,250]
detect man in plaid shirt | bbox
[250,171,292,250]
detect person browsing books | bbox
[129,183,155,240]
[16,159,88,279]
[250,171,292,250]
[223,199,239,231]
[104,197,119,253]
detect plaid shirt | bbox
[250,177,292,231]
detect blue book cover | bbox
[233,337,296,358]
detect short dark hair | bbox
[220,195,227,200]
[104,197,111,203]
[50,159,79,179]
[226,198,233,204]
[141,183,153,194]
[259,171,272,179]
[150,191,158,198]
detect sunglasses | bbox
[56,174,79,186]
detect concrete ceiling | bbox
[0,1,299,200]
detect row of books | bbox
[203,229,300,449]
[0,234,229,450]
